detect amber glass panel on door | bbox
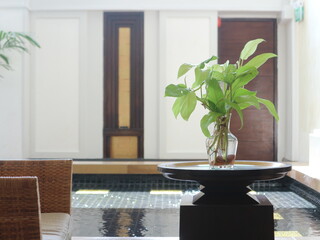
[118,27,131,128]
[110,136,138,158]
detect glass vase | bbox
[206,115,238,169]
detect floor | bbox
[71,175,320,239]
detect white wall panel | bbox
[33,17,80,153]
[82,11,103,158]
[0,9,29,158]
[0,0,28,8]
[29,12,103,158]
[144,11,159,158]
[159,11,217,159]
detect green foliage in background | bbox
[165,38,279,137]
[0,30,40,75]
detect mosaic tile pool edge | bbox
[73,174,289,191]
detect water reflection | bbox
[274,208,320,236]
[72,206,320,237]
[71,185,320,238]
[72,208,179,237]
[99,209,147,237]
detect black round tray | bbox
[158,160,292,184]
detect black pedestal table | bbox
[158,160,292,240]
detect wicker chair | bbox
[0,159,72,240]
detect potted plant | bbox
[165,39,279,169]
[0,30,40,75]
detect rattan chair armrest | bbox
[0,176,41,240]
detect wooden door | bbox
[218,19,277,161]
[103,12,144,158]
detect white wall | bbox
[277,20,288,163]
[158,11,217,159]
[280,0,320,163]
[32,15,81,154]
[0,8,29,158]
[144,11,159,159]
[28,0,285,11]
[295,0,320,162]
[29,12,103,158]
[284,19,299,162]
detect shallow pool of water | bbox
[71,175,320,237]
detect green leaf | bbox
[165,84,189,97]
[0,31,6,40]
[0,31,40,72]
[240,38,265,61]
[225,100,244,129]
[211,63,236,84]
[223,60,229,68]
[0,63,11,70]
[206,79,224,104]
[16,32,41,48]
[192,66,210,88]
[204,55,218,64]
[211,71,224,81]
[223,64,237,84]
[231,104,244,129]
[199,55,218,69]
[257,98,279,121]
[180,92,197,121]
[207,100,223,113]
[0,54,9,65]
[233,88,256,99]
[212,64,224,72]
[236,65,257,77]
[246,53,277,69]
[235,95,260,109]
[232,67,259,90]
[200,112,221,137]
[206,79,225,113]
[238,102,251,110]
[172,97,183,118]
[178,63,194,78]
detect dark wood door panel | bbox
[232,111,274,161]
[219,21,274,53]
[219,19,277,161]
[236,142,274,161]
[246,76,274,100]
[231,110,274,142]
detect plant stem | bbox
[196,96,209,110]
[224,123,228,160]
[207,114,232,163]
[193,83,204,92]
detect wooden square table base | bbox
[180,194,274,240]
